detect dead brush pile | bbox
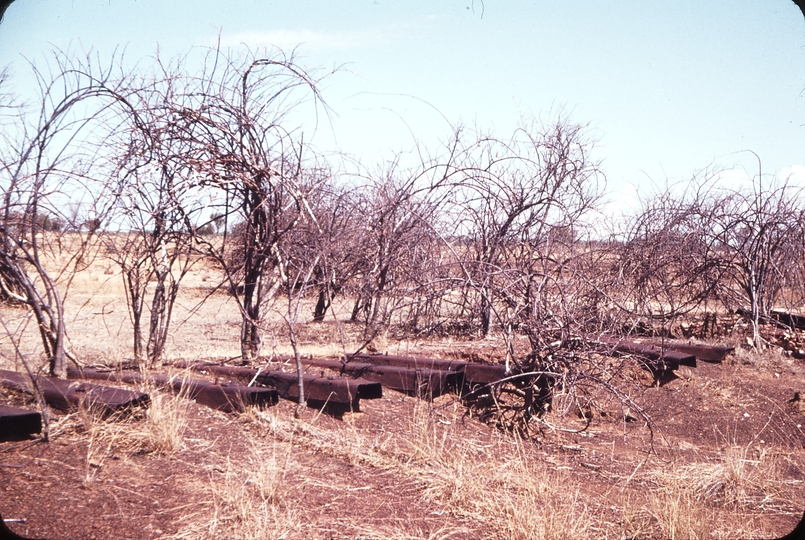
[462,336,651,438]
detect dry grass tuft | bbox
[650,445,782,508]
[171,439,300,540]
[646,485,718,540]
[58,385,192,490]
[631,444,791,539]
[140,390,191,454]
[348,523,472,540]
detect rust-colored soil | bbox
[2,336,805,539]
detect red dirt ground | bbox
[2,332,805,539]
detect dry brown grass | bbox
[617,442,800,539]
[48,382,193,491]
[171,440,301,540]
[401,401,598,540]
[228,399,602,539]
[14,359,804,539]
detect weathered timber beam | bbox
[66,369,277,413]
[0,369,149,417]
[0,405,41,440]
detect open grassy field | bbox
[1,252,804,539]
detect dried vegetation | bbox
[0,47,804,539]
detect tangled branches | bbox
[462,336,652,438]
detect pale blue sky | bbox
[1,1,804,204]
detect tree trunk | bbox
[749,263,763,351]
[480,292,493,337]
[132,304,144,363]
[288,324,305,418]
[313,289,329,321]
[147,271,168,367]
[351,296,363,322]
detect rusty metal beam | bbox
[0,405,41,440]
[66,369,277,413]
[461,363,509,385]
[595,336,696,386]
[771,310,805,331]
[177,362,382,415]
[0,369,149,417]
[347,353,460,371]
[302,357,460,398]
[639,341,733,364]
[346,353,507,386]
[596,336,697,370]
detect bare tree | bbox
[279,181,362,323]
[101,63,218,367]
[346,159,451,346]
[0,53,139,376]
[614,179,729,337]
[707,174,804,349]
[612,166,804,350]
[145,48,333,361]
[344,188,460,343]
[273,196,325,416]
[447,118,604,347]
[105,164,198,366]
